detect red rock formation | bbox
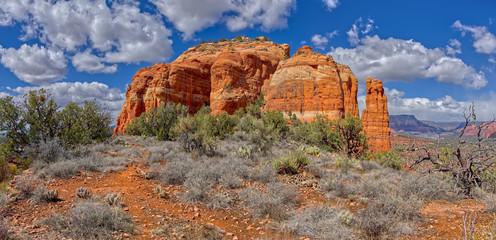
[338,65,359,117]
[361,77,391,152]
[114,41,387,153]
[263,46,359,122]
[461,122,496,138]
[114,37,288,133]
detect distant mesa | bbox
[114,37,391,151]
[390,115,445,134]
[390,115,496,138]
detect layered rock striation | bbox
[114,38,391,151]
[263,46,359,121]
[361,77,391,152]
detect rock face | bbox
[263,46,359,121]
[361,77,391,152]
[114,39,391,152]
[114,37,288,133]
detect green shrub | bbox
[58,100,112,146]
[249,120,279,153]
[273,151,310,174]
[214,112,238,139]
[0,96,28,155]
[245,94,266,119]
[237,145,252,158]
[273,156,299,175]
[126,102,188,141]
[174,106,217,155]
[290,114,342,152]
[336,113,368,158]
[262,111,289,136]
[0,90,112,156]
[374,150,404,170]
[299,145,321,156]
[219,38,227,42]
[23,89,59,144]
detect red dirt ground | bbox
[4,140,496,239]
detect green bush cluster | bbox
[59,101,112,145]
[290,113,342,152]
[290,113,368,158]
[0,89,112,156]
[336,113,368,158]
[174,106,239,155]
[235,95,287,153]
[126,94,368,157]
[373,150,405,170]
[126,102,188,141]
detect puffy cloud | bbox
[226,0,296,32]
[152,0,296,39]
[151,0,231,40]
[10,81,125,122]
[347,17,376,46]
[321,0,339,11]
[311,34,329,50]
[72,51,117,74]
[453,20,496,54]
[0,44,67,85]
[330,35,487,89]
[0,0,173,78]
[446,39,462,56]
[311,30,338,50]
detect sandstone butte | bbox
[114,37,391,151]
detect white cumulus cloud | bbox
[321,0,339,11]
[72,51,117,74]
[330,35,487,89]
[151,0,296,40]
[0,44,67,85]
[453,20,496,54]
[347,17,376,46]
[311,30,338,50]
[0,0,173,78]
[446,39,462,56]
[311,34,329,50]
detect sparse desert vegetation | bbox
[0,90,495,239]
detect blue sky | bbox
[0,0,495,122]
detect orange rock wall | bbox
[263,46,359,122]
[114,38,288,134]
[361,77,392,152]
